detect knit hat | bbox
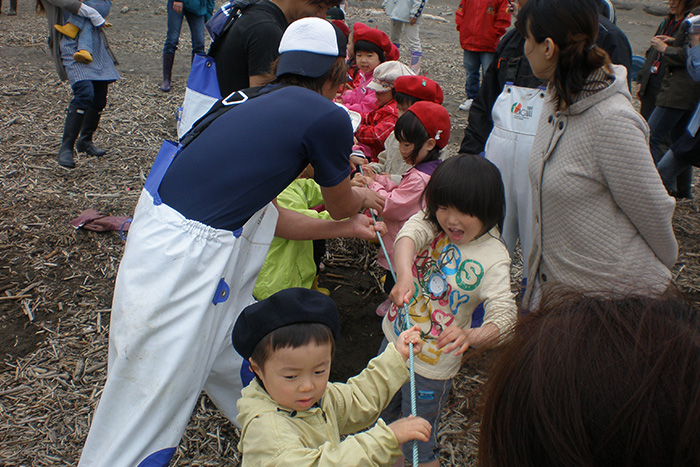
[367,61,415,92]
[407,101,451,149]
[353,25,393,57]
[232,288,341,360]
[394,75,444,104]
[277,17,347,78]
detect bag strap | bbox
[179,83,287,148]
[207,0,262,56]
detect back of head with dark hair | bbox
[353,40,386,62]
[394,92,421,109]
[516,0,612,108]
[249,322,335,370]
[479,290,700,467]
[422,154,506,234]
[270,56,348,93]
[394,111,441,165]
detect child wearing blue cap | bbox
[233,288,431,465]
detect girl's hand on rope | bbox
[351,174,369,187]
[389,416,432,444]
[395,325,423,360]
[373,220,388,236]
[436,324,471,356]
[389,279,414,309]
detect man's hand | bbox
[348,214,384,241]
[172,1,183,14]
[355,187,385,214]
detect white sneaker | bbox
[459,99,473,111]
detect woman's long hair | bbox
[516,0,611,108]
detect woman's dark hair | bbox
[394,111,441,165]
[422,154,506,234]
[269,56,348,93]
[516,0,612,108]
[394,91,421,109]
[353,40,386,62]
[249,323,335,369]
[479,289,700,467]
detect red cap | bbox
[407,101,451,149]
[394,76,444,104]
[386,43,400,61]
[332,19,350,39]
[353,25,393,56]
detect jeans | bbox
[163,0,206,55]
[66,0,111,54]
[463,50,494,98]
[71,80,110,110]
[647,105,690,163]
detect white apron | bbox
[484,83,546,282]
[79,145,278,467]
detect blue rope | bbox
[359,167,419,467]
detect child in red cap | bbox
[342,24,398,114]
[353,101,451,318]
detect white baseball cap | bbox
[277,17,348,78]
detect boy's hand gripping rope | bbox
[359,167,420,467]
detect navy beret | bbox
[232,288,341,360]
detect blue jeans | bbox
[163,0,206,55]
[647,106,690,163]
[657,149,694,198]
[463,50,494,99]
[66,0,111,55]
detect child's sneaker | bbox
[459,98,473,111]
[54,23,79,39]
[74,50,93,64]
[376,297,392,317]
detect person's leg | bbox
[389,19,403,50]
[647,106,686,162]
[462,50,481,99]
[674,166,693,199]
[57,81,93,168]
[185,11,206,56]
[399,375,452,466]
[162,0,182,92]
[480,52,495,84]
[76,81,109,156]
[406,22,422,74]
[75,23,95,63]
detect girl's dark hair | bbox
[249,323,335,369]
[516,0,611,108]
[353,40,386,62]
[394,91,421,109]
[269,56,348,93]
[479,289,700,467]
[423,154,505,234]
[394,111,441,165]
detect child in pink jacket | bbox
[352,101,451,316]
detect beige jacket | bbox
[526,65,677,305]
[236,343,408,466]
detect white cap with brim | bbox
[277,17,348,78]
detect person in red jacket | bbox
[455,0,511,111]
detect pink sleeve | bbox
[369,171,428,224]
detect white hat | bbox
[277,17,347,78]
[366,61,415,92]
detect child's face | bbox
[376,90,393,106]
[399,138,435,165]
[436,206,485,245]
[251,342,332,412]
[355,50,381,74]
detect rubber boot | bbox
[54,22,79,38]
[8,0,17,15]
[410,51,422,75]
[76,108,107,157]
[57,106,86,169]
[311,275,330,296]
[161,53,175,92]
[74,50,94,64]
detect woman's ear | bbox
[543,38,559,61]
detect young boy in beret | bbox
[233,288,431,466]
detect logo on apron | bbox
[511,102,535,120]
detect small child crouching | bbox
[233,288,431,466]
